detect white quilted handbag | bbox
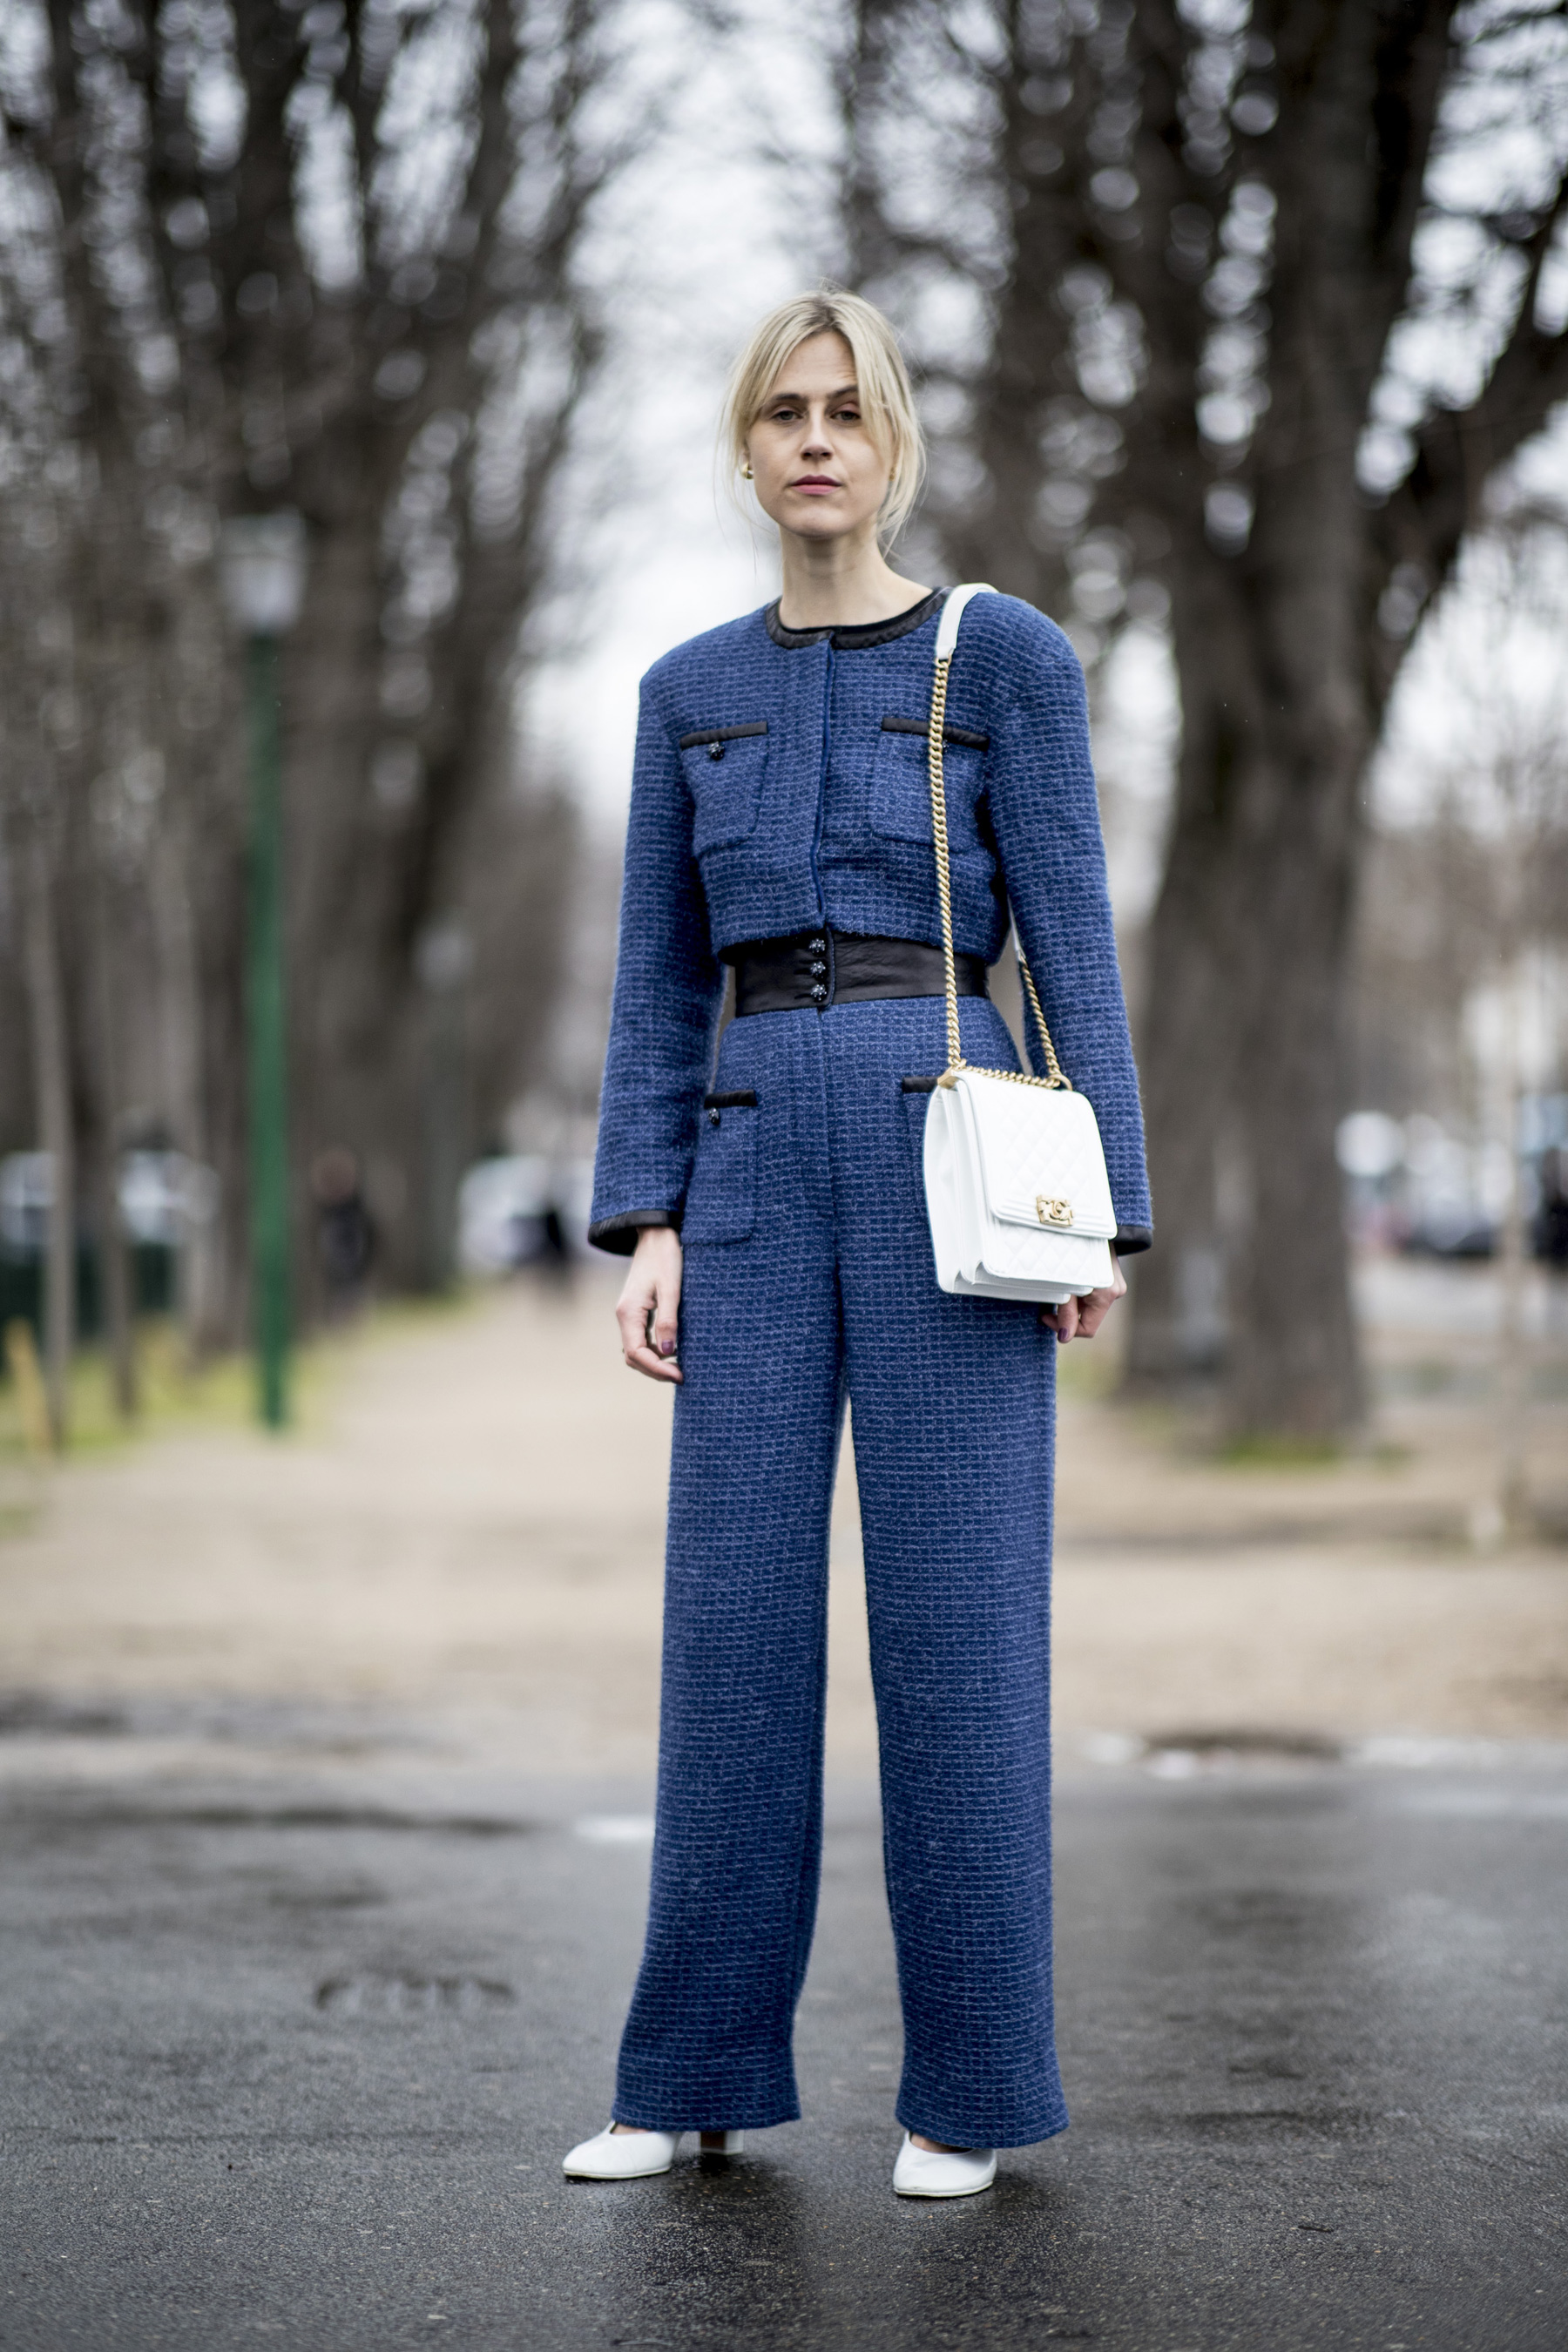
[921,585,1118,1303]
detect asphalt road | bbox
[3,1752,1565,2352]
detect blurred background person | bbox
[310,1147,376,1321]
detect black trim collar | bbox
[765,587,945,651]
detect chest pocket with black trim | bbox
[869,713,989,848]
[679,722,769,855]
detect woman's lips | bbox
[792,476,840,492]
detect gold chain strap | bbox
[927,652,1070,1092]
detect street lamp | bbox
[221,512,308,1429]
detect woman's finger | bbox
[617,1287,682,1382]
[1041,1261,1129,1342]
[650,1268,680,1361]
[1076,1290,1113,1338]
[614,1232,685,1382]
[623,1337,684,1384]
[615,1288,652,1356]
[1075,1270,1128,1339]
[1039,1294,1081,1342]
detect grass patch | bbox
[1054,1342,1121,1401]
[1215,1432,1345,1469]
[0,1290,480,1475]
[0,1321,274,1468]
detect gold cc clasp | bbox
[1036,1196,1073,1227]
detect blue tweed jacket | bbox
[589,587,1152,1252]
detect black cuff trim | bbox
[587,1208,683,1258]
[1113,1227,1152,1256]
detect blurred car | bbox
[0,1149,221,1333]
[1336,1103,1568,1261]
[457,1156,594,1275]
[0,1150,219,1254]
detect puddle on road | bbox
[1,1798,541,1835]
[0,1686,436,1755]
[315,1971,517,2017]
[574,1814,655,1844]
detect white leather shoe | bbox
[892,2132,997,2198]
[562,2125,744,2179]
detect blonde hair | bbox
[721,287,926,544]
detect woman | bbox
[564,289,1151,2198]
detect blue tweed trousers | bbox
[612,990,1068,2151]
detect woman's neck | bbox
[775,527,929,631]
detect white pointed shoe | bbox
[893,2132,997,2198]
[562,2125,744,2180]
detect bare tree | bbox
[0,0,640,1410]
[841,0,1568,1436]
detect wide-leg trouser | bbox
[612,993,1067,2150]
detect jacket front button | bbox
[706,741,725,760]
[707,1107,720,1127]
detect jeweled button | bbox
[707,1108,720,1127]
[811,983,828,1004]
[809,960,826,977]
[706,741,725,760]
[808,936,826,953]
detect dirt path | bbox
[0,1274,1564,1778]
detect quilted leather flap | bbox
[957,1072,1118,1239]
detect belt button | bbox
[809,959,826,976]
[810,982,828,1004]
[808,936,826,954]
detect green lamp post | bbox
[220,513,308,1429]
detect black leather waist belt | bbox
[728,929,988,1017]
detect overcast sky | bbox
[524,0,1568,909]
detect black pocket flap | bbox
[679,723,768,749]
[882,714,990,751]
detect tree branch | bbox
[1381,171,1568,583]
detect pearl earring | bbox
[741,461,754,480]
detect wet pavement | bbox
[3,1752,1565,2351]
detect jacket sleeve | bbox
[983,611,1152,1248]
[588,673,726,1254]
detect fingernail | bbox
[659,1340,674,1356]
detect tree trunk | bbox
[1225,767,1363,1440]
[88,868,137,1420]
[23,834,75,1450]
[1132,494,1369,1436]
[151,815,225,1362]
[1123,841,1230,1388]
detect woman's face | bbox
[745,332,890,545]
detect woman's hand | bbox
[616,1226,685,1383]
[1039,1253,1126,1343]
